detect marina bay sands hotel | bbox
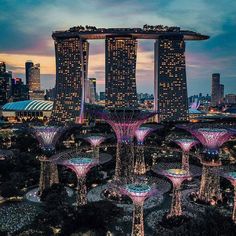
[51,25,209,123]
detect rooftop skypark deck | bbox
[52,25,209,40]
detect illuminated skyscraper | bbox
[51,36,89,123]
[105,36,138,108]
[25,61,33,86]
[211,73,221,106]
[0,62,12,105]
[85,77,96,104]
[28,64,40,91]
[154,36,188,122]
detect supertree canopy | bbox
[32,126,65,154]
[174,138,198,175]
[189,128,233,155]
[120,183,156,236]
[157,168,190,218]
[177,125,235,203]
[32,126,66,195]
[135,126,157,145]
[221,171,236,223]
[60,156,98,206]
[52,150,112,207]
[96,108,156,182]
[82,134,108,161]
[134,124,163,175]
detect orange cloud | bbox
[0,53,55,75]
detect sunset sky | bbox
[0,0,235,96]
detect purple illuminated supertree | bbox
[96,109,156,182]
[120,183,156,236]
[134,125,162,175]
[174,138,198,175]
[157,169,191,218]
[32,126,65,195]
[176,125,235,203]
[221,171,236,223]
[52,149,112,206]
[82,134,107,161]
[60,157,98,206]
[188,128,234,203]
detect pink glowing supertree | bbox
[174,138,198,175]
[134,125,162,175]
[52,149,112,206]
[177,126,235,203]
[157,169,191,218]
[120,183,157,236]
[82,134,107,161]
[96,109,156,182]
[221,171,236,223]
[32,126,66,195]
[189,128,233,155]
[189,128,234,203]
[60,157,98,206]
[33,126,65,154]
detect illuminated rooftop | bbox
[52,25,209,40]
[2,100,53,111]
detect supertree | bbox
[134,125,162,175]
[52,149,112,206]
[156,169,190,218]
[188,128,234,203]
[120,183,157,236]
[32,126,66,195]
[60,156,98,206]
[96,108,156,183]
[82,134,107,161]
[177,125,235,203]
[174,138,198,175]
[221,171,236,223]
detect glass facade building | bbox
[154,35,188,122]
[51,37,89,123]
[105,36,138,108]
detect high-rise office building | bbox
[11,78,29,102]
[225,94,236,104]
[154,36,188,122]
[85,77,96,104]
[0,61,6,73]
[51,37,89,123]
[0,63,12,105]
[28,63,44,100]
[25,61,34,86]
[219,84,224,102]
[211,73,221,106]
[105,36,138,108]
[100,92,105,101]
[28,63,40,91]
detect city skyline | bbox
[0,0,236,95]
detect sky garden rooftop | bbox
[52,24,209,40]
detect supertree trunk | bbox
[92,146,100,161]
[169,186,182,218]
[134,145,146,175]
[182,151,190,175]
[77,176,87,206]
[199,164,221,203]
[39,160,59,195]
[233,186,236,223]
[115,141,134,183]
[132,203,144,236]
